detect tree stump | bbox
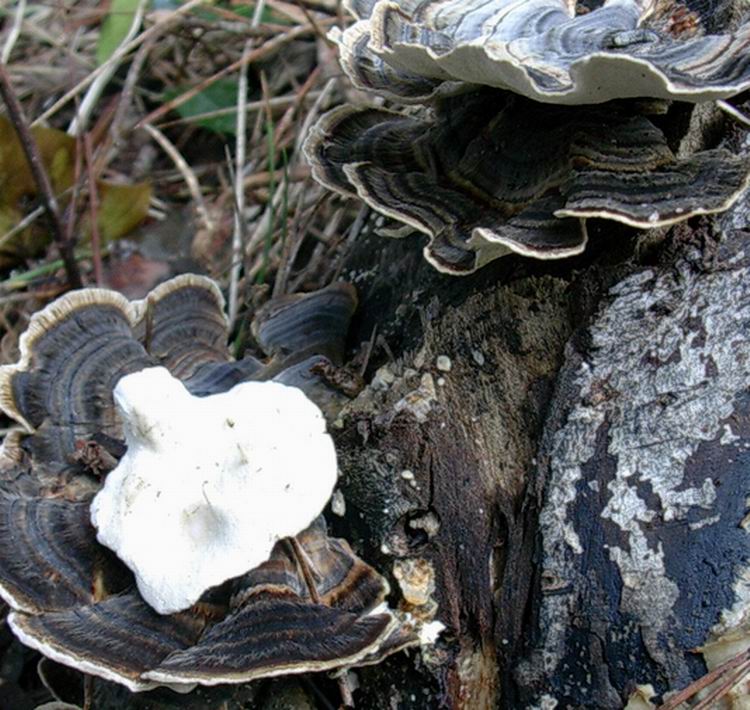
[330,104,750,708]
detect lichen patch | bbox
[533,238,750,700]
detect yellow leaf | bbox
[0,116,75,206]
[0,117,152,268]
[94,182,153,242]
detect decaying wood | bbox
[327,105,750,708]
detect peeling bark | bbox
[517,225,750,707]
[331,107,750,708]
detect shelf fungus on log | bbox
[335,0,750,105]
[308,0,750,273]
[0,275,419,692]
[305,89,750,274]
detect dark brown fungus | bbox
[306,89,750,274]
[308,0,750,272]
[0,498,125,613]
[145,590,394,686]
[144,521,400,686]
[252,282,358,365]
[133,275,229,380]
[0,290,152,473]
[0,275,419,691]
[9,593,207,692]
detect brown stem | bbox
[0,63,82,288]
[82,674,93,710]
[286,536,322,604]
[692,659,750,710]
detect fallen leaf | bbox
[0,116,152,270]
[93,182,152,242]
[0,116,74,206]
[164,78,243,135]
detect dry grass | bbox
[0,0,363,353]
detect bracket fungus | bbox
[0,275,419,692]
[306,0,750,273]
[306,89,750,274]
[335,0,750,104]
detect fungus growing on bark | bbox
[90,367,338,614]
[335,0,750,104]
[306,89,750,274]
[307,1,750,273]
[0,275,418,691]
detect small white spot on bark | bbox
[436,355,452,372]
[331,489,346,517]
[472,349,486,366]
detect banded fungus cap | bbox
[305,89,750,274]
[306,0,750,274]
[335,0,750,105]
[0,275,420,691]
[90,366,338,615]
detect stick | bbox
[83,134,103,286]
[659,650,750,709]
[0,63,81,288]
[68,0,149,135]
[141,123,215,234]
[228,36,255,329]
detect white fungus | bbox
[90,367,338,615]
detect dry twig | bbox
[142,123,215,235]
[228,37,255,328]
[83,134,103,285]
[68,0,149,135]
[36,0,207,125]
[658,649,750,710]
[0,63,81,287]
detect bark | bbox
[329,106,750,709]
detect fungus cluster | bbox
[305,0,750,273]
[0,275,418,691]
[335,0,750,104]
